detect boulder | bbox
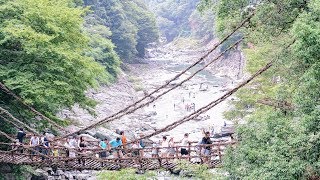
[79,134,98,142]
[56,170,64,176]
[75,173,90,180]
[31,169,49,180]
[0,163,12,173]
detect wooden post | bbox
[188,142,191,162]
[175,146,179,159]
[218,141,222,161]
[199,145,203,164]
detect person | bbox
[191,103,195,112]
[78,136,86,165]
[211,124,215,135]
[99,138,110,158]
[40,133,50,160]
[65,137,76,158]
[131,140,141,157]
[110,137,123,158]
[180,133,189,156]
[16,128,26,150]
[52,145,59,158]
[29,133,40,160]
[139,134,145,157]
[160,136,169,158]
[201,131,212,162]
[167,137,175,157]
[200,83,203,90]
[120,131,127,149]
[99,138,110,167]
[151,142,159,158]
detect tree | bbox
[84,15,121,80]
[200,0,320,178]
[83,0,158,62]
[145,0,213,42]
[0,0,107,133]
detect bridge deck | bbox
[0,141,235,170]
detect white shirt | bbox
[161,140,169,148]
[30,136,39,146]
[181,137,189,147]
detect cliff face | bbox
[204,38,246,80]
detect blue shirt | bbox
[139,140,145,148]
[100,141,107,149]
[110,139,122,148]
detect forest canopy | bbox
[199,0,320,179]
[145,0,215,42]
[83,0,159,62]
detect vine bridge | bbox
[0,141,235,171]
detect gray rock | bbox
[75,173,90,180]
[63,172,73,180]
[2,173,15,180]
[56,170,64,176]
[0,163,12,173]
[31,169,49,180]
[47,176,55,180]
[94,132,111,141]
[86,177,97,180]
[43,167,53,175]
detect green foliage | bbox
[98,169,156,180]
[176,160,215,179]
[84,15,121,80]
[145,0,215,42]
[199,0,320,179]
[0,0,109,133]
[83,0,159,62]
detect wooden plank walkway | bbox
[0,141,235,170]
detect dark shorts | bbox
[181,148,188,155]
[132,150,139,157]
[100,151,107,158]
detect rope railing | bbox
[58,13,255,138]
[0,82,65,132]
[0,107,39,135]
[0,140,235,170]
